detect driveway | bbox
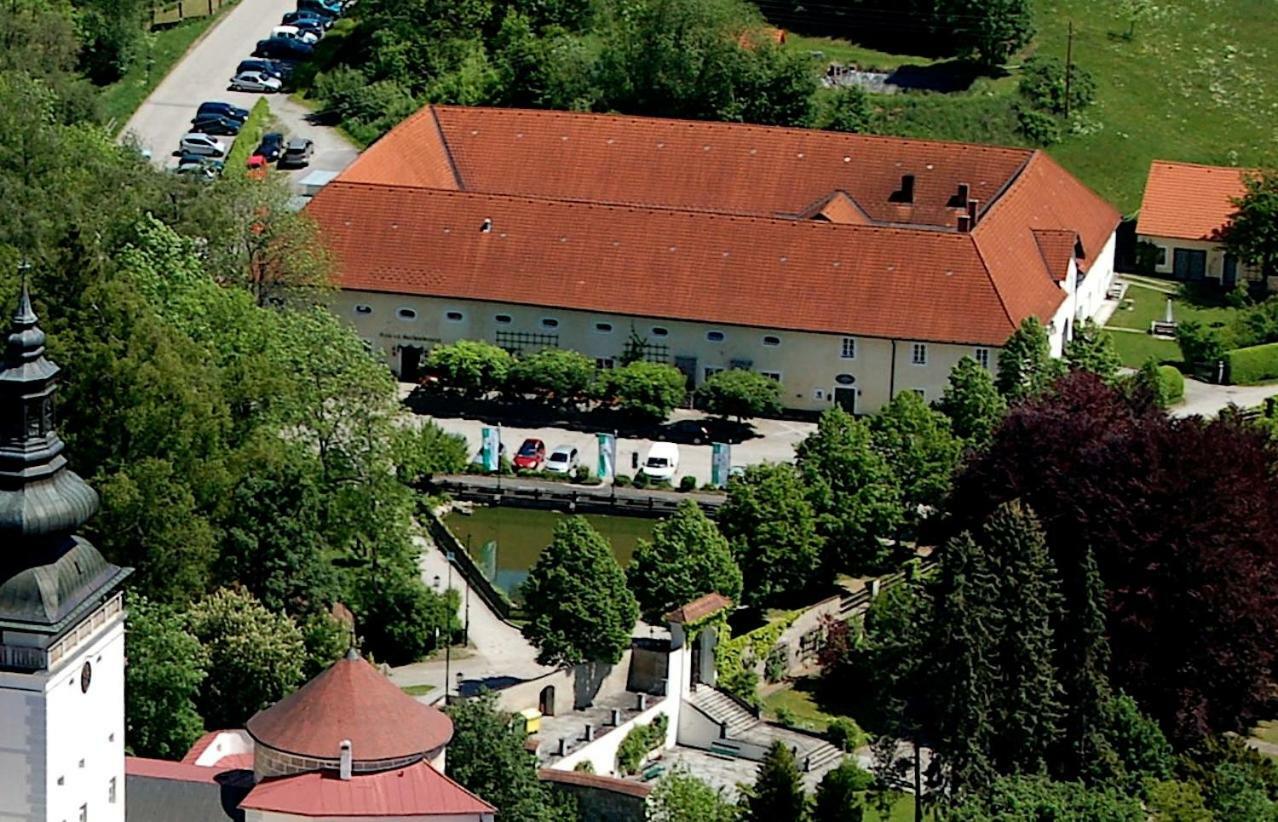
[400,387,816,486]
[1173,378,1278,418]
[120,0,358,184]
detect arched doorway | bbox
[538,685,556,717]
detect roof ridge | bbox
[320,180,978,243]
[1150,158,1257,172]
[432,104,1038,158]
[967,228,1017,333]
[428,105,465,189]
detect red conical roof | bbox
[246,650,453,763]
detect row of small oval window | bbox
[355,304,782,347]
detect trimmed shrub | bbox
[613,473,632,487]
[826,716,868,752]
[1158,365,1185,403]
[1226,342,1278,385]
[615,713,669,774]
[224,99,270,177]
[678,475,697,492]
[763,644,788,683]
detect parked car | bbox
[229,71,283,93]
[253,132,286,162]
[544,445,579,475]
[176,155,224,179]
[279,137,314,168]
[640,442,680,481]
[236,59,293,80]
[282,9,334,28]
[195,101,248,122]
[178,133,228,157]
[254,37,313,59]
[271,25,320,45]
[190,114,242,136]
[290,19,326,38]
[298,0,343,17]
[512,438,546,470]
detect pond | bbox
[444,506,656,601]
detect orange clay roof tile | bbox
[1136,160,1253,241]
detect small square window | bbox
[706,331,725,342]
[651,327,669,337]
[594,322,613,333]
[541,318,559,329]
[1154,246,1167,266]
[762,335,781,347]
[911,343,927,365]
[596,357,615,370]
[495,314,512,325]
[841,338,856,359]
[759,371,782,382]
[445,311,464,322]
[974,348,990,370]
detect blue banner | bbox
[597,432,616,480]
[711,442,731,488]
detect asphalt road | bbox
[120,0,358,183]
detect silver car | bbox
[178,133,228,157]
[545,445,579,474]
[229,71,283,93]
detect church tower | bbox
[0,278,131,822]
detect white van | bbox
[641,442,680,481]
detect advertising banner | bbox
[597,432,617,480]
[481,426,501,473]
[711,441,731,489]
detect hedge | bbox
[615,713,668,774]
[1157,365,1185,403]
[1225,342,1278,385]
[224,98,271,177]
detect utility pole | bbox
[463,536,471,646]
[1064,21,1075,118]
[444,550,454,702]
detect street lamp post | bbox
[444,551,454,701]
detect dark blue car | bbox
[254,37,314,60]
[297,0,343,17]
[195,101,249,122]
[236,59,294,80]
[282,10,333,29]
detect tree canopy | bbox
[521,517,639,666]
[627,500,743,623]
[695,369,782,421]
[1225,169,1278,279]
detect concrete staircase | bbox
[690,686,759,737]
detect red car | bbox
[512,438,546,470]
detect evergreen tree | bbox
[996,317,1064,401]
[982,502,1063,776]
[795,408,903,575]
[521,517,639,666]
[743,741,808,821]
[1064,319,1123,383]
[937,355,1007,448]
[627,500,743,623]
[718,463,825,605]
[1055,546,1118,782]
[814,760,871,820]
[869,391,962,524]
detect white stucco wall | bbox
[0,614,126,822]
[191,729,253,767]
[550,700,677,777]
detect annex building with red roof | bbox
[1136,160,1261,289]
[309,105,1121,414]
[125,650,495,822]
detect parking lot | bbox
[120,0,358,183]
[404,396,817,486]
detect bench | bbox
[709,741,741,760]
[1150,320,1178,337]
[640,763,666,781]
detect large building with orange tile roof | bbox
[1136,161,1262,289]
[309,105,1121,414]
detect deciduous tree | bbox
[627,500,742,623]
[814,760,871,821]
[521,517,639,666]
[425,340,513,397]
[718,463,824,605]
[996,316,1065,400]
[869,391,961,524]
[506,347,597,408]
[648,769,740,822]
[596,360,687,422]
[1064,319,1123,383]
[695,369,781,421]
[937,355,1006,447]
[124,595,208,759]
[1224,169,1278,279]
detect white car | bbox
[271,25,320,45]
[230,71,283,93]
[640,442,679,481]
[545,445,579,474]
[178,133,228,157]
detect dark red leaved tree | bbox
[947,372,1278,745]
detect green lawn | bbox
[786,0,1278,214]
[786,33,942,72]
[100,10,238,130]
[401,684,435,697]
[762,683,838,732]
[1104,282,1246,367]
[867,794,926,822]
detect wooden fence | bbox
[151,0,230,28]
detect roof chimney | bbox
[339,740,352,781]
[899,174,915,204]
[956,182,970,204]
[957,214,972,233]
[966,198,980,226]
[480,218,493,234]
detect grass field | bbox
[1103,282,1247,367]
[762,682,838,732]
[100,11,237,130]
[400,683,435,696]
[785,0,1278,213]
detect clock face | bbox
[80,661,92,693]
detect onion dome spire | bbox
[0,268,99,537]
